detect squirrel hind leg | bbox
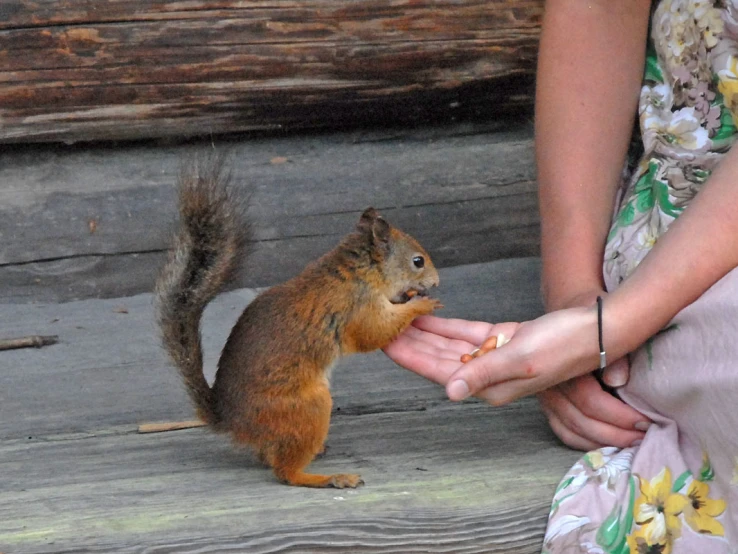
[232,385,363,487]
[261,436,364,489]
[277,469,364,489]
[253,433,363,488]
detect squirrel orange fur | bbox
[155,157,441,488]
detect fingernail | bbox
[634,421,652,432]
[603,365,628,388]
[447,380,470,401]
[630,439,643,447]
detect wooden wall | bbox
[0,0,543,143]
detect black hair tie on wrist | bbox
[597,296,606,370]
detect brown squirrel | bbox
[155,157,441,488]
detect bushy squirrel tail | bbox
[155,155,248,425]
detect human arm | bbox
[534,0,654,448]
[536,289,646,451]
[443,141,738,403]
[386,142,738,440]
[535,0,651,310]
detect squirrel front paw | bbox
[406,296,443,316]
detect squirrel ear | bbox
[357,207,390,245]
[357,207,379,231]
[372,217,390,245]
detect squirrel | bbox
[155,156,441,488]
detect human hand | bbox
[439,306,613,406]
[383,315,521,387]
[384,309,650,450]
[385,310,604,401]
[386,308,598,402]
[539,290,650,450]
[537,364,649,451]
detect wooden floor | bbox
[0,258,581,553]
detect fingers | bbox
[445,349,528,401]
[383,333,461,385]
[538,384,646,449]
[539,401,604,451]
[401,325,475,360]
[600,356,630,388]
[412,316,499,345]
[384,319,520,389]
[558,373,650,431]
[475,378,534,406]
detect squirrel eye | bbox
[412,255,425,269]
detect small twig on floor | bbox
[137,420,207,434]
[0,335,58,352]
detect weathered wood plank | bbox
[0,0,542,143]
[1,402,575,554]
[0,124,539,303]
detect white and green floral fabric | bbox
[544,2,738,553]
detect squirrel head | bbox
[355,208,440,304]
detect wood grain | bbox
[0,260,576,553]
[0,0,543,143]
[0,124,539,303]
[1,406,574,554]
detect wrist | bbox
[598,290,650,364]
[564,304,606,380]
[596,296,606,370]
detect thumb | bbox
[601,356,630,388]
[446,353,509,401]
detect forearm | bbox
[536,0,652,310]
[606,147,738,358]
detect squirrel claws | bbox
[422,297,444,310]
[330,474,365,488]
[409,296,443,317]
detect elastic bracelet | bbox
[597,296,606,370]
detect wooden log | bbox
[0,0,543,143]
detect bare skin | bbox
[533,0,653,449]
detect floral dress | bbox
[543,2,738,553]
